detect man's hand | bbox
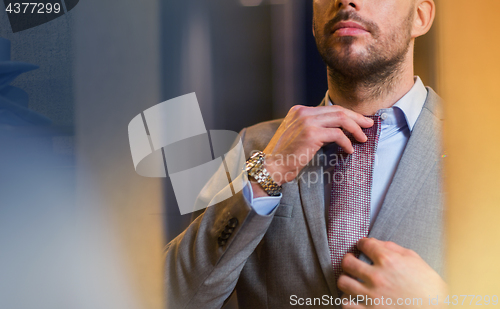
[251,105,374,197]
[338,238,447,309]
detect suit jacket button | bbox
[218,238,227,246]
[227,218,239,228]
[219,232,230,240]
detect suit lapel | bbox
[298,147,340,297]
[367,89,443,243]
[304,96,340,295]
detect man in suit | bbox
[165,0,446,308]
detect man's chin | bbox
[330,54,370,70]
[326,56,376,80]
[329,42,370,60]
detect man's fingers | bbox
[290,105,374,128]
[311,112,368,143]
[317,127,354,153]
[357,238,412,266]
[335,107,375,129]
[337,273,369,298]
[341,253,373,282]
[357,238,391,265]
[317,106,374,128]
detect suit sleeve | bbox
[164,128,278,309]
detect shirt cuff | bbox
[243,180,282,216]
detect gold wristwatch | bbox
[244,151,282,196]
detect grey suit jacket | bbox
[165,88,444,309]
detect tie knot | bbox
[334,115,381,157]
[362,115,382,141]
[342,115,381,145]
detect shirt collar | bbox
[325,76,428,132]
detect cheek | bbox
[369,1,408,28]
[373,11,412,40]
[313,0,330,11]
[313,0,334,24]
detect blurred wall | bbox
[74,1,163,308]
[438,0,500,299]
[0,5,76,309]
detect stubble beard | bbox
[315,10,414,102]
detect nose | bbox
[335,0,362,11]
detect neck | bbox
[327,48,415,116]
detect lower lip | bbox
[334,28,369,36]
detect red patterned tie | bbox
[327,115,382,283]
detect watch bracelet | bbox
[247,152,282,196]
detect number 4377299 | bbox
[444,295,498,306]
[5,3,61,14]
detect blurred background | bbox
[0,0,497,308]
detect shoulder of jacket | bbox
[424,87,444,121]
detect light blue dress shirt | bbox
[244,77,428,225]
